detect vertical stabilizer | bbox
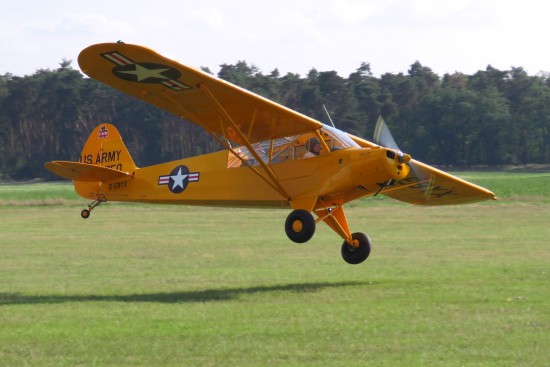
[78,124,137,172]
[74,123,137,200]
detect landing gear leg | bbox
[316,204,372,265]
[80,198,106,219]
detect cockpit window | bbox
[228,125,359,168]
[321,125,360,150]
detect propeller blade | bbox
[374,116,410,163]
[373,116,400,151]
[373,116,435,197]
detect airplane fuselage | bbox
[75,146,406,210]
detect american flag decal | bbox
[98,126,109,139]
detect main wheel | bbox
[285,209,316,243]
[81,209,91,219]
[341,232,371,265]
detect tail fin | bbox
[45,123,137,200]
[79,123,137,172]
[74,123,137,199]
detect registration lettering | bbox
[108,181,127,191]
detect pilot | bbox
[303,137,321,158]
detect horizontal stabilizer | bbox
[45,161,133,182]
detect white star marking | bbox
[119,64,170,82]
[170,168,188,190]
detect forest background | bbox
[1,59,550,181]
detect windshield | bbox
[320,125,360,150]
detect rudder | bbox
[78,124,137,172]
[73,123,137,200]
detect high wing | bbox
[350,136,496,205]
[78,43,322,144]
[381,159,496,205]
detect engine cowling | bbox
[382,149,411,181]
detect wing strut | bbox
[158,87,291,200]
[314,129,331,153]
[198,83,291,200]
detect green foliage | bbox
[2,60,550,180]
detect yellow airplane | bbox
[45,42,496,265]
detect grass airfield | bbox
[0,172,549,366]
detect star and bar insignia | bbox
[158,165,200,194]
[101,51,192,91]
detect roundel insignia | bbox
[158,165,200,194]
[168,165,189,194]
[113,63,181,84]
[101,51,192,91]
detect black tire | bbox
[341,232,371,265]
[81,209,91,219]
[285,209,316,243]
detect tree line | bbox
[1,59,549,180]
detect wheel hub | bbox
[292,220,303,232]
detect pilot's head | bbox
[306,138,321,155]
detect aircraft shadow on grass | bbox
[0,281,374,306]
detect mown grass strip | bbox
[0,180,548,366]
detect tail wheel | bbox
[80,198,105,219]
[285,209,316,243]
[341,232,371,265]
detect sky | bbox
[1,0,550,78]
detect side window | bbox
[227,148,248,168]
[226,127,358,168]
[296,134,328,158]
[227,136,300,168]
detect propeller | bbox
[373,116,435,198]
[373,116,411,164]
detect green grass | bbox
[1,172,549,366]
[451,171,550,201]
[0,182,80,205]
